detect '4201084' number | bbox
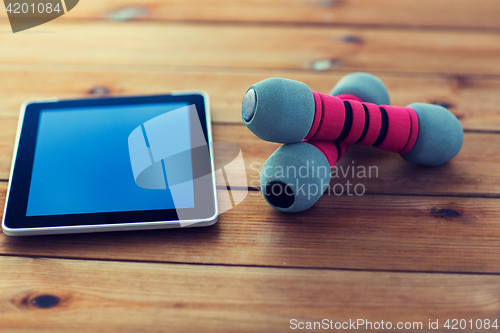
[6,3,61,14]
[444,319,498,330]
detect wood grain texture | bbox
[1,256,500,332]
[2,184,500,273]
[0,0,498,330]
[1,22,500,76]
[1,66,500,130]
[0,120,499,196]
[214,127,500,197]
[2,0,500,30]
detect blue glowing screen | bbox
[26,102,194,216]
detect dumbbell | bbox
[261,141,350,212]
[242,73,463,166]
[258,75,391,212]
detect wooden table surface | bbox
[1,1,500,332]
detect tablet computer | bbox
[2,92,218,236]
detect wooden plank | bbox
[221,129,500,197]
[2,185,500,273]
[218,127,500,197]
[1,67,500,130]
[2,0,500,30]
[1,119,499,196]
[1,22,500,76]
[216,128,500,198]
[1,256,500,332]
[0,121,15,181]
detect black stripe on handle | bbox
[373,107,389,146]
[356,104,370,143]
[337,101,353,141]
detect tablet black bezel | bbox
[4,93,216,230]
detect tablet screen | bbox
[26,102,193,216]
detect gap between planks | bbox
[2,181,500,199]
[3,252,500,277]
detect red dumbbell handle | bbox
[302,94,353,169]
[305,140,350,169]
[304,92,419,155]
